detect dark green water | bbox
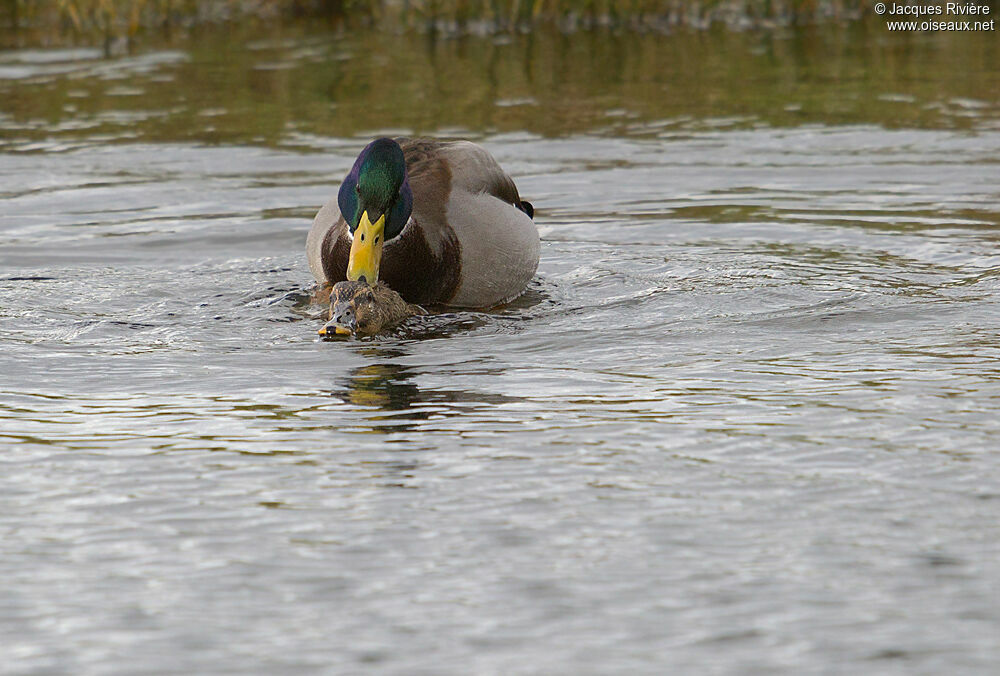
[1,20,999,674]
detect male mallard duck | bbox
[307,137,539,308]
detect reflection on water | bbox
[1,19,1000,676]
[334,345,525,435]
[336,348,422,415]
[1,20,998,152]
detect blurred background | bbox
[2,2,999,674]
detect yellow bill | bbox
[318,324,351,336]
[347,210,386,284]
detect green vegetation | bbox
[2,0,877,48]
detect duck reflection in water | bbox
[336,348,421,416]
[332,346,524,436]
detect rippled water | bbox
[2,22,1000,674]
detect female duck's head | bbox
[338,138,413,284]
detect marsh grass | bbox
[2,0,878,49]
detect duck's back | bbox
[407,140,538,307]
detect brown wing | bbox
[397,137,525,210]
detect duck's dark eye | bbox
[355,184,361,193]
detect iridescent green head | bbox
[337,138,413,284]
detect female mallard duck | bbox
[318,280,426,337]
[307,137,539,308]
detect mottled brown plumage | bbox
[319,280,426,337]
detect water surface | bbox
[2,22,999,674]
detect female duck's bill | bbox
[318,282,365,336]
